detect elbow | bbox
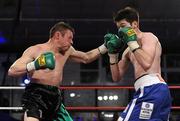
[83,61,89,64]
[82,57,91,64]
[112,74,121,82]
[7,65,26,77]
[8,67,18,77]
[112,77,120,82]
[8,68,15,76]
[111,68,123,82]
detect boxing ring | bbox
[0,85,180,111]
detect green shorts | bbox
[53,104,73,121]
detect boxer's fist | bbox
[118,27,140,52]
[98,33,114,54]
[105,34,123,64]
[106,34,122,54]
[104,33,115,47]
[26,52,55,72]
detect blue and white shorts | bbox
[118,74,172,121]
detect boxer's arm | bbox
[69,46,101,64]
[69,33,118,63]
[8,47,35,77]
[110,48,130,82]
[133,34,158,70]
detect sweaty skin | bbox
[113,8,171,121]
[110,19,162,81]
[8,30,101,87]
[8,23,104,121]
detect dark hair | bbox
[113,7,139,24]
[49,22,75,38]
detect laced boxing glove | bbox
[26,52,55,72]
[118,27,140,52]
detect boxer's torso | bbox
[29,43,72,87]
[126,32,162,79]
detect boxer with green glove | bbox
[26,51,55,72]
[118,27,140,52]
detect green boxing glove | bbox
[107,34,122,54]
[104,33,115,47]
[98,33,115,54]
[118,27,140,52]
[106,34,123,64]
[26,52,55,72]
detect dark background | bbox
[0,1,180,120]
[0,0,180,54]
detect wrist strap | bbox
[110,62,118,65]
[108,53,119,64]
[132,47,141,53]
[127,41,140,52]
[98,44,108,54]
[26,62,35,72]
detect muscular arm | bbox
[110,48,130,82]
[69,46,101,64]
[133,34,158,70]
[8,47,35,77]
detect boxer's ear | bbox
[54,31,61,39]
[131,21,138,29]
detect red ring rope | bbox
[60,85,180,111]
[60,86,180,90]
[0,85,179,111]
[65,106,180,111]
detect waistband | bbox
[27,83,59,91]
[134,73,166,91]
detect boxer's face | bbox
[116,19,131,29]
[58,30,73,52]
[116,19,138,30]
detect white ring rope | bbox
[0,87,24,110]
[0,107,23,110]
[0,86,25,89]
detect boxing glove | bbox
[106,34,123,64]
[98,33,115,54]
[118,27,140,52]
[26,52,55,72]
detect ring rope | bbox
[0,86,179,111]
[0,106,180,111]
[0,87,25,89]
[0,86,180,90]
[0,107,23,110]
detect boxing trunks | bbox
[118,74,172,121]
[22,83,72,121]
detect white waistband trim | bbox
[134,74,166,91]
